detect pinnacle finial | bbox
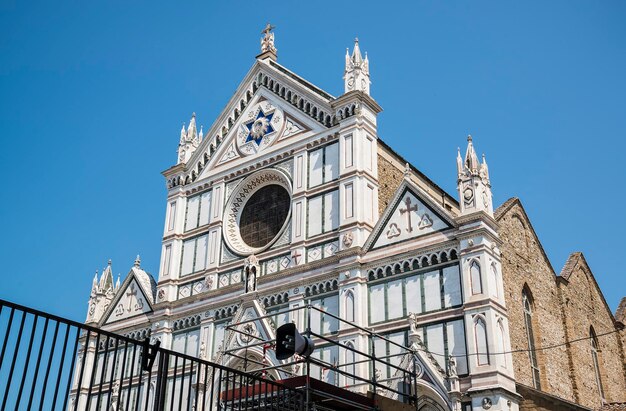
[463,134,480,174]
[351,37,363,62]
[260,23,277,56]
[108,259,112,266]
[134,255,141,268]
[344,37,370,94]
[262,22,275,35]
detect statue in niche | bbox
[448,357,457,377]
[244,255,259,293]
[408,312,419,333]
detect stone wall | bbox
[496,198,626,409]
[517,384,589,411]
[557,255,626,409]
[377,152,403,216]
[497,200,575,401]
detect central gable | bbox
[178,59,335,185]
[366,181,455,250]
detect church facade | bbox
[84,28,626,411]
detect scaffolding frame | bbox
[223,303,424,410]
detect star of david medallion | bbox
[246,109,274,143]
[236,101,285,156]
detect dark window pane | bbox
[240,184,290,248]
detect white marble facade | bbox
[85,29,519,411]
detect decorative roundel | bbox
[223,169,292,256]
[236,321,258,346]
[236,100,285,156]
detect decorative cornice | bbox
[366,247,459,281]
[331,90,383,114]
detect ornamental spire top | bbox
[457,135,493,216]
[464,135,480,173]
[344,37,370,95]
[351,38,363,64]
[258,23,277,60]
[177,113,201,164]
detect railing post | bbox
[306,303,312,411]
[413,354,419,411]
[371,334,377,405]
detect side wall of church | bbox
[497,200,626,409]
[497,202,576,401]
[516,385,587,411]
[557,265,626,408]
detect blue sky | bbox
[0,1,624,321]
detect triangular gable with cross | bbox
[365,180,455,251]
[101,266,156,326]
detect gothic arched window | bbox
[470,261,482,295]
[496,318,506,368]
[474,316,489,365]
[590,327,605,400]
[490,263,499,298]
[522,288,541,389]
[345,290,355,323]
[344,342,356,386]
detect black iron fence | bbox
[0,299,304,410]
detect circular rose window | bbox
[223,169,292,255]
[239,185,290,248]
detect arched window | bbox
[590,327,604,400]
[490,264,499,298]
[470,261,482,295]
[345,290,355,323]
[496,319,506,368]
[345,342,356,386]
[474,316,489,365]
[522,288,540,389]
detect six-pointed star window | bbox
[245,108,275,145]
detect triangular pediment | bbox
[101,267,156,326]
[214,297,278,365]
[365,180,455,251]
[177,59,334,183]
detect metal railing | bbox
[0,299,304,410]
